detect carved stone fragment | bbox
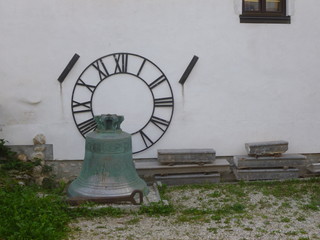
[245,140,288,156]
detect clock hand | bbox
[179,55,199,85]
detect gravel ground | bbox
[69,182,320,240]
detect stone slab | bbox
[47,158,230,181]
[135,158,230,177]
[9,144,53,160]
[245,140,288,156]
[233,168,299,181]
[234,154,307,169]
[158,148,216,165]
[307,163,320,173]
[155,173,220,186]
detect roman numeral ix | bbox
[72,100,92,113]
[76,79,96,93]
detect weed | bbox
[257,227,268,233]
[280,217,291,223]
[302,202,319,211]
[263,220,270,225]
[115,227,127,231]
[224,184,246,197]
[285,231,298,236]
[299,229,307,234]
[270,230,281,235]
[215,202,246,215]
[96,225,107,229]
[211,215,222,221]
[0,139,16,160]
[207,227,218,233]
[207,191,222,198]
[243,227,253,231]
[182,207,212,215]
[126,217,141,225]
[157,183,168,199]
[176,213,209,223]
[280,201,291,208]
[138,201,175,216]
[180,195,190,201]
[127,234,135,240]
[296,215,306,221]
[258,199,273,209]
[174,207,213,223]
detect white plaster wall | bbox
[0,0,320,159]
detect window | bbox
[240,0,290,24]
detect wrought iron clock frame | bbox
[71,52,174,154]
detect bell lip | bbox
[67,178,149,198]
[67,186,149,198]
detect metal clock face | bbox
[71,53,174,154]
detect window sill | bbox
[240,15,291,24]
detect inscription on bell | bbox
[86,140,131,154]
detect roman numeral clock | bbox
[71,53,174,154]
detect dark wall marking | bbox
[179,55,199,85]
[57,53,80,83]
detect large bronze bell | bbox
[67,114,149,204]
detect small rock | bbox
[35,177,44,185]
[17,153,28,162]
[33,134,46,145]
[15,174,32,181]
[32,165,43,177]
[31,152,45,161]
[37,192,48,198]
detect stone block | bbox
[136,158,230,177]
[155,173,220,186]
[9,144,53,160]
[245,140,288,156]
[233,168,299,181]
[307,163,320,173]
[158,148,216,165]
[234,154,307,169]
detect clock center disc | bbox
[92,74,153,134]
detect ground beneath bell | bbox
[68,180,320,240]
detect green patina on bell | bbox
[67,114,149,199]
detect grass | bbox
[1,173,320,240]
[0,184,70,240]
[1,140,320,239]
[165,178,320,230]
